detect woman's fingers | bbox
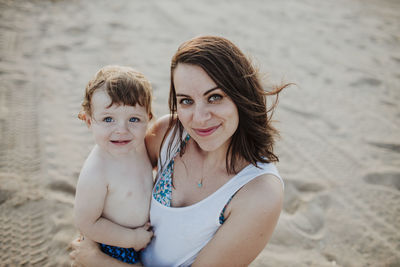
[70,238,82,250]
[81,236,98,248]
[68,237,79,250]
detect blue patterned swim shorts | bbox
[100,243,140,264]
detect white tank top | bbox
[141,132,283,267]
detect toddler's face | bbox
[87,89,149,156]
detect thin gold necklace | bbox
[197,163,204,188]
[197,177,204,188]
[197,159,205,188]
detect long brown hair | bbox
[164,36,290,173]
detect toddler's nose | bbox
[115,121,128,134]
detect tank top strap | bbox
[158,129,189,176]
[221,162,283,196]
[217,162,283,224]
[201,161,283,226]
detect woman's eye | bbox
[129,117,140,122]
[209,94,223,103]
[103,117,113,122]
[179,98,193,105]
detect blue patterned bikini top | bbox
[152,135,231,224]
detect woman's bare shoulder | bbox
[145,114,173,167]
[233,173,283,215]
[148,114,171,136]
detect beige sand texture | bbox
[0,0,399,266]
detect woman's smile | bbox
[193,125,220,137]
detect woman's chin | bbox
[192,138,229,153]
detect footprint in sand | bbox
[350,77,383,87]
[272,180,330,248]
[364,172,400,191]
[284,179,326,214]
[368,142,400,154]
[392,56,400,64]
[290,194,330,239]
[47,178,76,195]
[284,179,329,239]
[0,189,14,205]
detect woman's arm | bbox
[145,114,171,168]
[192,174,284,267]
[74,168,152,250]
[70,237,142,267]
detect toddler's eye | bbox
[129,117,139,122]
[209,94,223,103]
[179,98,193,105]
[103,117,113,123]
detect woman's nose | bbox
[193,103,211,124]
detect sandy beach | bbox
[0,0,399,266]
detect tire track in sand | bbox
[0,1,52,266]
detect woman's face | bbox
[173,63,239,152]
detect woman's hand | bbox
[69,236,100,267]
[69,236,144,267]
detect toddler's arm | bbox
[74,168,152,250]
[70,237,143,267]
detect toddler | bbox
[74,65,154,264]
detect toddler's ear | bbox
[78,111,86,121]
[78,111,91,127]
[85,115,92,128]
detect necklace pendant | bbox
[197,181,203,188]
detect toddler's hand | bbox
[132,222,153,251]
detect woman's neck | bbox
[190,139,231,171]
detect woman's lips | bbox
[193,125,220,137]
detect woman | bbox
[70,35,288,266]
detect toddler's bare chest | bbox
[102,170,153,227]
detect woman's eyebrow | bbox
[176,93,190,97]
[176,86,219,97]
[203,86,219,96]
